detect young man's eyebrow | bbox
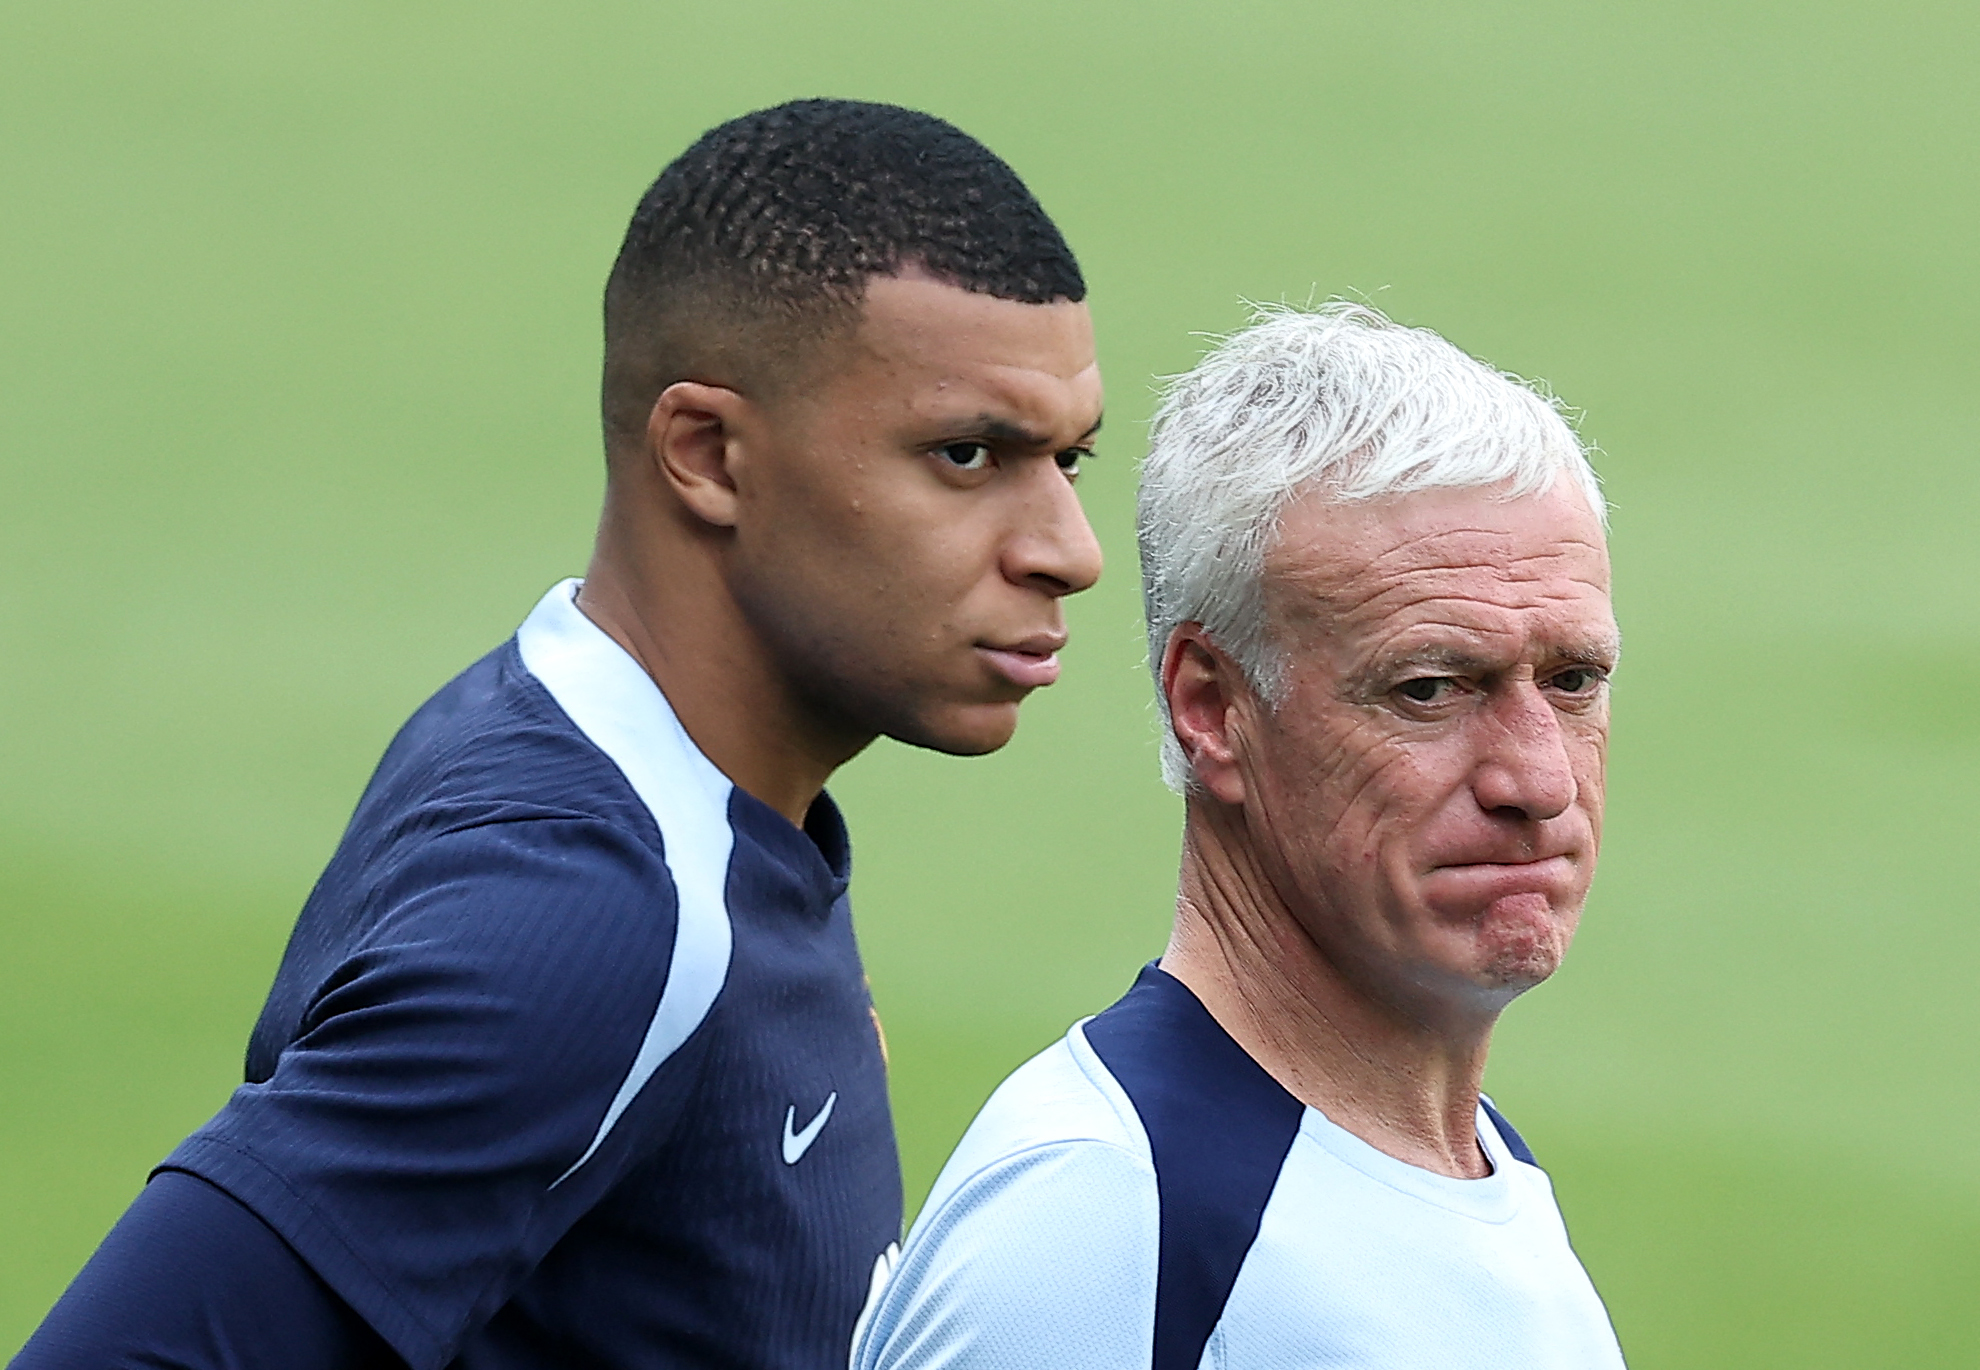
[944,413,1104,447]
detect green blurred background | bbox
[4,1,1977,1362]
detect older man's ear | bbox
[1161,625,1252,806]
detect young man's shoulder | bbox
[354,636,662,852]
[172,593,896,1369]
[262,636,678,1037]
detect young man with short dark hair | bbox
[15,99,1102,1370]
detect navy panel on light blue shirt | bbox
[1081,965,1304,1370]
[1480,1098,1539,1167]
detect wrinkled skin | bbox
[1163,480,1617,1173]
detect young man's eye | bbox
[1396,677,1456,704]
[936,442,993,471]
[1055,446,1092,475]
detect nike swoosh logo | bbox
[782,1092,837,1165]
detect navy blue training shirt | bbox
[65,581,903,1370]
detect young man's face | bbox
[726,273,1104,756]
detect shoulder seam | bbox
[516,582,736,1190]
[356,810,667,944]
[915,1136,1155,1238]
[1067,1019,1155,1154]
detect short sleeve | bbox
[855,1141,1160,1370]
[10,1171,401,1370]
[162,816,699,1370]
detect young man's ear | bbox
[645,381,752,528]
[1163,624,1250,805]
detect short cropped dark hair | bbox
[601,99,1085,445]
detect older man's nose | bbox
[1471,687,1577,823]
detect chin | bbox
[885,701,1021,757]
[1475,942,1564,995]
[1470,904,1575,995]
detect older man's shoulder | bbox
[920,1020,1154,1218]
[855,1028,1162,1370]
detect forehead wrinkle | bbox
[1271,522,1607,594]
[1273,567,1617,683]
[1275,560,1611,639]
[1353,539,1609,589]
[1352,579,1617,643]
[1264,491,1612,659]
[989,354,1102,416]
[1365,619,1620,671]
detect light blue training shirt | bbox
[854,964,1625,1370]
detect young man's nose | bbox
[1001,460,1103,597]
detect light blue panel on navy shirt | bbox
[164,581,901,1370]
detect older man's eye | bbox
[1551,667,1606,694]
[936,442,994,471]
[1396,677,1454,704]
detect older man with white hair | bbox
[853,303,1627,1370]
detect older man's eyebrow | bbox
[1554,633,1623,667]
[1343,647,1493,697]
[1346,636,1621,696]
[1386,647,1496,676]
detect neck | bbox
[575,489,870,826]
[1160,801,1498,1179]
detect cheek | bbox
[753,491,951,616]
[1569,720,1610,833]
[1336,728,1465,831]
[836,495,999,610]
[1251,715,1427,873]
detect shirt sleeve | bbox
[10,1170,403,1370]
[158,816,704,1370]
[855,1141,1160,1370]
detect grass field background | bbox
[4,1,1978,1362]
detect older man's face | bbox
[1241,480,1616,1020]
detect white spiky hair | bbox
[1137,301,1605,792]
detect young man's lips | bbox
[977,645,1063,689]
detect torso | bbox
[858,964,1621,1370]
[172,582,901,1370]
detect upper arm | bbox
[856,1141,1159,1370]
[12,1170,402,1370]
[166,817,706,1369]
